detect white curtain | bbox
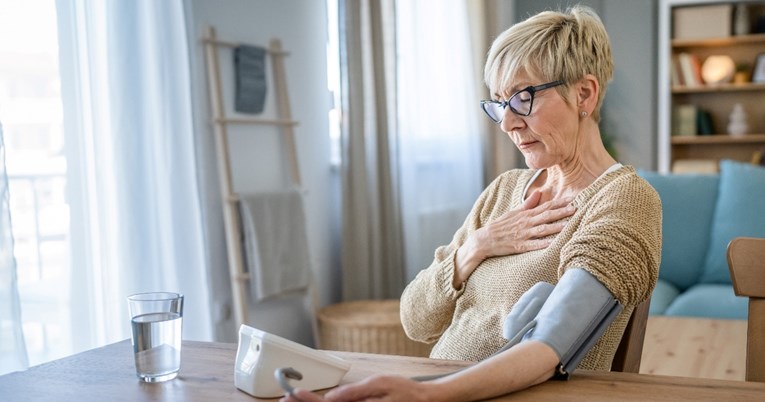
[56,0,212,352]
[396,0,483,280]
[0,122,29,375]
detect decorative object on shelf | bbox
[672,4,732,40]
[753,53,765,83]
[701,55,735,84]
[734,62,751,84]
[751,149,764,166]
[727,103,749,137]
[734,4,750,36]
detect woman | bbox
[284,5,661,402]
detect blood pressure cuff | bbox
[501,268,623,379]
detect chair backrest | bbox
[610,298,650,373]
[727,236,765,382]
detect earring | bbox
[580,111,588,118]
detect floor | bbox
[640,316,747,381]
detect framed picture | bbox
[753,53,765,83]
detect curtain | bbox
[0,122,29,375]
[56,0,212,351]
[338,0,406,300]
[468,0,520,183]
[337,0,485,298]
[396,0,484,280]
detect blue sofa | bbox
[639,160,765,319]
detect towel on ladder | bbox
[234,45,267,114]
[238,190,311,302]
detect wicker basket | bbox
[317,299,433,357]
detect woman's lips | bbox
[518,140,539,150]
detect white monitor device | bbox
[234,324,351,398]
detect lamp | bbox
[701,55,735,84]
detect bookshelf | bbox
[658,0,765,173]
[671,133,765,144]
[672,81,765,93]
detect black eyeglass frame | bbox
[480,80,565,123]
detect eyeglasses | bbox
[480,80,564,123]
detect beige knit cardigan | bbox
[400,166,662,370]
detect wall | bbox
[601,0,657,169]
[186,0,337,344]
[514,0,659,170]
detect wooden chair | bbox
[727,236,765,382]
[610,298,650,373]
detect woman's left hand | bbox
[280,375,436,402]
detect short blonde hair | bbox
[484,5,613,122]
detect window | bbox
[0,0,72,366]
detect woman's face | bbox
[496,71,581,170]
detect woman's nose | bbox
[500,108,524,132]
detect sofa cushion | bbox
[638,170,718,290]
[649,279,680,315]
[663,283,748,319]
[699,160,765,284]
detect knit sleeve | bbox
[400,172,517,343]
[560,174,662,308]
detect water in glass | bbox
[131,311,182,382]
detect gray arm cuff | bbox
[502,268,623,378]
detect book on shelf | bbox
[696,109,714,135]
[672,159,719,174]
[676,53,703,87]
[673,5,732,40]
[671,55,684,87]
[672,104,697,136]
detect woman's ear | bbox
[576,74,600,115]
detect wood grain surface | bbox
[640,316,747,380]
[2,337,764,401]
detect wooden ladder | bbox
[201,26,300,328]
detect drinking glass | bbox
[127,292,184,382]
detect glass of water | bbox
[127,292,184,382]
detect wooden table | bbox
[1,340,764,401]
[640,316,747,380]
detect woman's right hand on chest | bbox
[452,190,576,288]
